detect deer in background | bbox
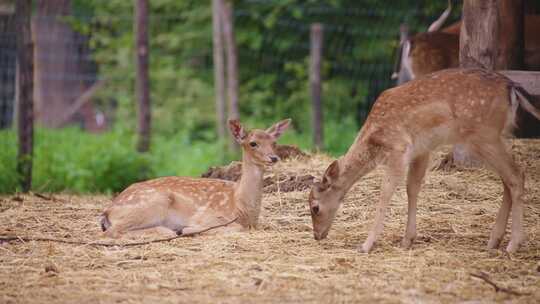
[393,1,540,84]
[101,119,291,238]
[309,68,540,253]
[392,1,459,83]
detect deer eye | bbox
[249,142,258,147]
[311,205,320,215]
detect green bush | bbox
[0,122,359,194]
[0,131,19,193]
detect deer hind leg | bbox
[402,153,430,249]
[468,140,525,253]
[104,195,172,239]
[360,154,406,253]
[487,182,511,249]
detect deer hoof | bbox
[359,242,373,254]
[487,237,502,249]
[401,237,415,249]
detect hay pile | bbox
[1,140,539,303]
[201,144,314,193]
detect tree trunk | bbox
[135,0,151,152]
[212,0,226,144]
[34,0,94,128]
[310,23,323,151]
[459,0,499,69]
[0,9,15,129]
[15,0,34,192]
[221,0,239,152]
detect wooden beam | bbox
[500,70,540,96]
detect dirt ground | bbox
[1,140,539,303]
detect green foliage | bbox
[0,124,358,194]
[0,128,228,194]
[69,0,460,138]
[2,1,464,194]
[0,131,19,193]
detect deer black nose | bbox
[270,156,279,163]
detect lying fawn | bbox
[101,118,291,238]
[309,68,540,253]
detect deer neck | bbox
[335,142,378,192]
[234,155,265,228]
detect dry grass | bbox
[1,139,539,303]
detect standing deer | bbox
[308,68,540,253]
[101,118,291,238]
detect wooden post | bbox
[496,0,524,69]
[15,0,34,192]
[459,0,499,69]
[221,0,239,151]
[212,0,226,143]
[310,23,323,151]
[135,0,151,152]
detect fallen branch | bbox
[31,192,67,203]
[0,217,238,248]
[470,272,531,296]
[55,79,106,127]
[32,192,53,201]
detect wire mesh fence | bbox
[0,0,464,131]
[0,0,478,193]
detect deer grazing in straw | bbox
[100,119,291,238]
[308,68,540,253]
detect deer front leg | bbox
[360,163,404,253]
[402,154,429,249]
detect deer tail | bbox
[513,86,540,121]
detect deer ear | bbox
[228,119,247,143]
[266,118,292,139]
[322,160,339,186]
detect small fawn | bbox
[309,68,540,253]
[101,118,291,238]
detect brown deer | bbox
[393,2,540,84]
[101,118,291,238]
[308,68,540,253]
[392,1,459,83]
